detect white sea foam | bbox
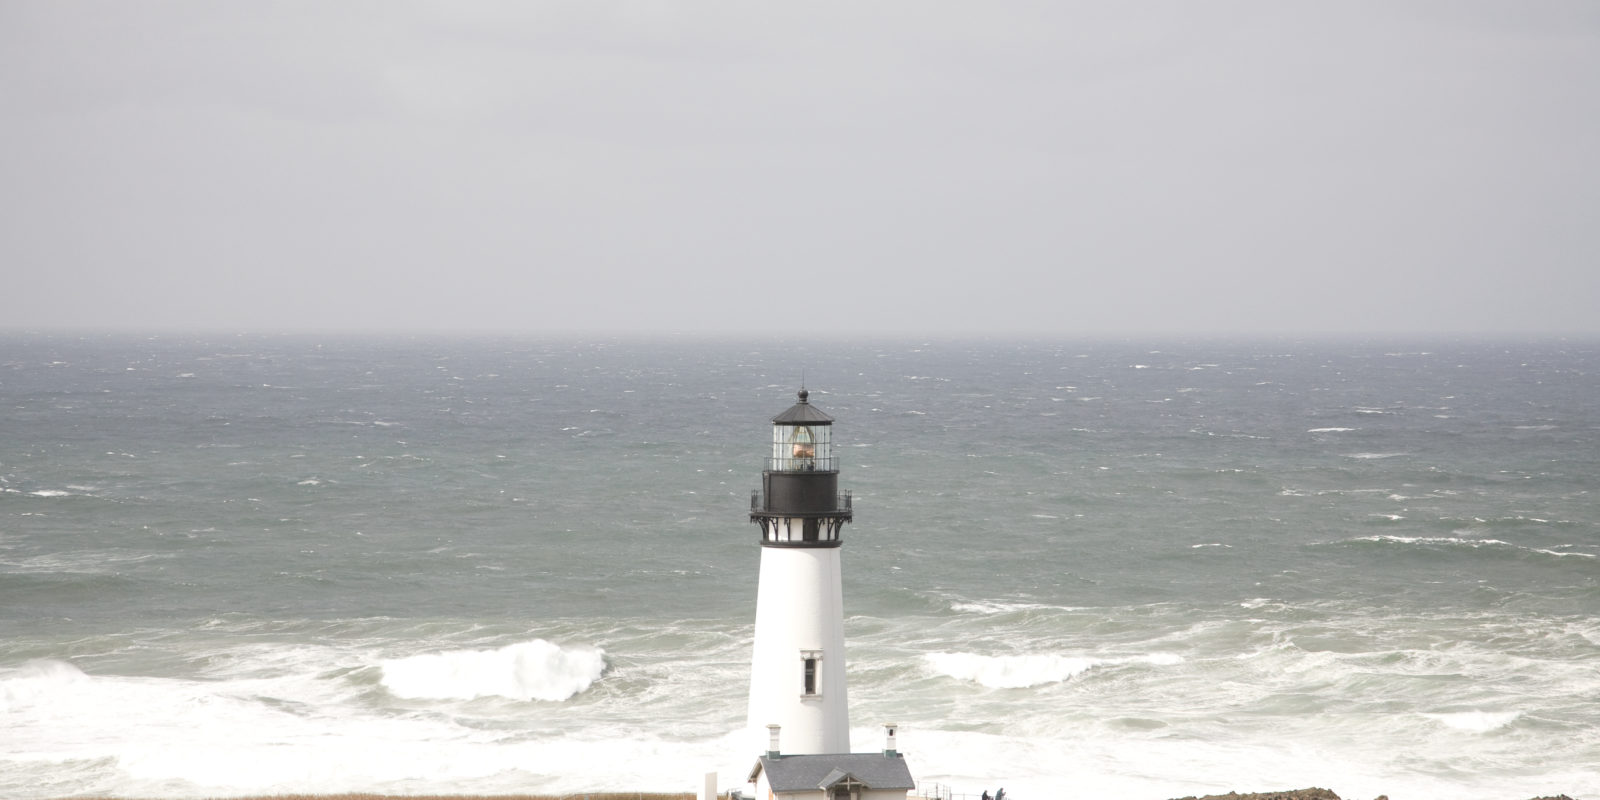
[4,615,1598,800]
[28,490,71,497]
[1534,547,1597,559]
[2,552,165,574]
[924,651,1181,689]
[948,600,1056,615]
[1347,536,1597,559]
[0,660,90,713]
[0,650,732,798]
[1354,535,1511,548]
[925,652,1098,688]
[1424,710,1521,733]
[379,639,605,702]
[1307,427,1355,433]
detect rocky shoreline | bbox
[1172,792,1576,800]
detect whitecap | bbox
[1533,547,1597,559]
[1424,710,1521,733]
[1355,535,1511,548]
[1344,535,1589,559]
[1307,427,1354,433]
[1139,653,1184,666]
[925,652,1097,688]
[0,659,91,712]
[379,639,605,702]
[949,600,1054,615]
[28,490,71,497]
[924,651,1181,689]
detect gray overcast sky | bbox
[3,2,1597,337]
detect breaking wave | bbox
[948,600,1058,615]
[924,651,1182,689]
[380,640,606,702]
[1424,710,1522,733]
[1343,535,1597,559]
[0,660,91,713]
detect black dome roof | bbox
[771,389,834,424]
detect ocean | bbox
[1,333,1596,800]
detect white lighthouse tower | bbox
[747,388,854,755]
[743,390,915,800]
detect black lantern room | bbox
[750,389,854,546]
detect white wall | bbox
[747,544,850,755]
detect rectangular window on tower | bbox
[800,650,822,696]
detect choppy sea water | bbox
[1,334,1596,800]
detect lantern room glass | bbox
[770,423,833,471]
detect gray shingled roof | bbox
[771,389,835,425]
[751,754,915,792]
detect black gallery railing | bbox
[750,489,853,514]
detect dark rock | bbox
[1170,790,1342,800]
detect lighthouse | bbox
[747,388,854,754]
[744,389,915,800]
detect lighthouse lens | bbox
[791,426,815,463]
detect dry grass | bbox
[65,794,706,800]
